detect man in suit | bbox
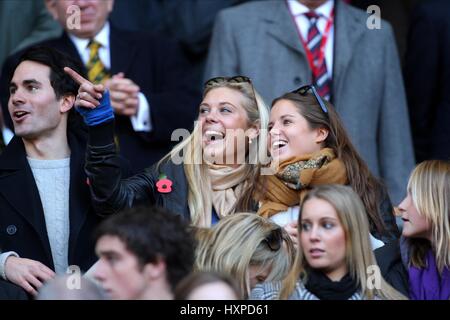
[0,0,199,171]
[205,0,414,204]
[0,46,102,297]
[404,0,450,162]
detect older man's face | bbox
[46,0,114,39]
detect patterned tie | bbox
[86,40,120,149]
[86,40,110,84]
[304,11,331,101]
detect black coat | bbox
[377,191,401,243]
[374,239,409,297]
[86,120,190,220]
[404,0,450,162]
[0,23,200,171]
[0,280,28,300]
[0,133,101,272]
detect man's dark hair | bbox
[13,46,83,99]
[11,46,87,136]
[94,206,195,291]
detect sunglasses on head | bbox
[291,84,329,115]
[204,76,252,88]
[263,228,283,251]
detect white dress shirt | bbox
[68,23,152,132]
[287,0,334,79]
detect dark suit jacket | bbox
[0,132,101,272]
[404,0,450,162]
[0,23,200,171]
[0,280,28,300]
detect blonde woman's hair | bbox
[279,184,406,300]
[158,80,269,227]
[406,160,450,272]
[195,213,296,298]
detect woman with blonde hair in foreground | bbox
[251,185,406,300]
[195,213,295,298]
[397,160,450,300]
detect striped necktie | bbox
[304,11,331,101]
[86,40,110,84]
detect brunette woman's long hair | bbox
[271,92,389,236]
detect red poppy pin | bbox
[156,174,173,194]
